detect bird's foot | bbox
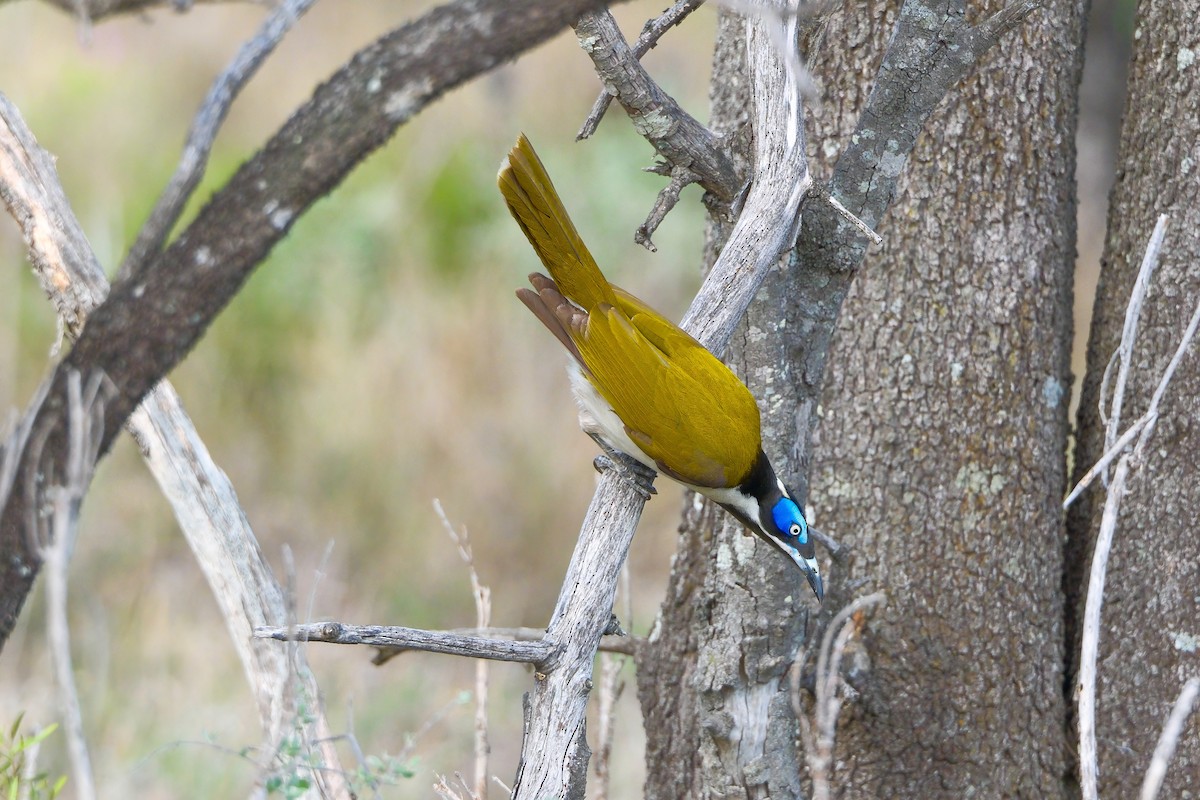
[593,454,658,500]
[586,433,657,499]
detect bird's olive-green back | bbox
[499,136,762,487]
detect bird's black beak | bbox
[775,538,823,603]
[805,569,824,603]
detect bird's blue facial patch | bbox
[771,498,808,544]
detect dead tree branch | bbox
[37,370,107,800]
[0,0,624,654]
[1140,677,1200,800]
[256,622,555,664]
[576,0,707,140]
[792,592,886,800]
[573,7,738,201]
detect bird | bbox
[498,134,822,601]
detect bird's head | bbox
[717,452,824,602]
[761,494,823,602]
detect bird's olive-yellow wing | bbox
[574,303,762,488]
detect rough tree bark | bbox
[639,0,1083,797]
[1066,0,1200,793]
[809,0,1081,796]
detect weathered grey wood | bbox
[511,471,647,800]
[573,7,740,203]
[510,13,810,798]
[681,11,810,357]
[255,622,555,663]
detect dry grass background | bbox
[0,0,1128,797]
[0,2,714,796]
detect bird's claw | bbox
[593,454,657,499]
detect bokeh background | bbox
[0,0,1130,797]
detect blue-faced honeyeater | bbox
[499,135,822,601]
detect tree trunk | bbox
[637,15,812,800]
[1066,0,1200,793]
[808,1,1082,796]
[639,0,1084,796]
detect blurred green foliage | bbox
[0,716,67,800]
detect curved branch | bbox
[0,0,623,653]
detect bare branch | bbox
[792,592,886,800]
[1140,677,1200,800]
[38,369,106,800]
[255,622,555,665]
[634,165,696,251]
[591,653,625,800]
[680,11,810,354]
[1103,215,1167,468]
[1062,414,1151,509]
[573,8,741,203]
[0,0,625,655]
[512,9,810,798]
[117,0,320,279]
[0,94,353,793]
[577,0,707,140]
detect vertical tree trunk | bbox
[808,1,1082,796]
[639,0,1084,796]
[1066,0,1200,793]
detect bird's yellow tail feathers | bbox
[498,135,617,311]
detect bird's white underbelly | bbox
[567,362,660,472]
[565,363,762,523]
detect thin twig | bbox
[592,653,625,800]
[38,369,106,800]
[808,184,883,245]
[434,499,492,800]
[342,701,384,800]
[635,165,696,251]
[117,0,319,279]
[256,622,554,664]
[1062,414,1151,509]
[1100,215,1167,477]
[1139,677,1200,800]
[791,592,886,800]
[577,0,707,140]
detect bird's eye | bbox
[789,523,802,538]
